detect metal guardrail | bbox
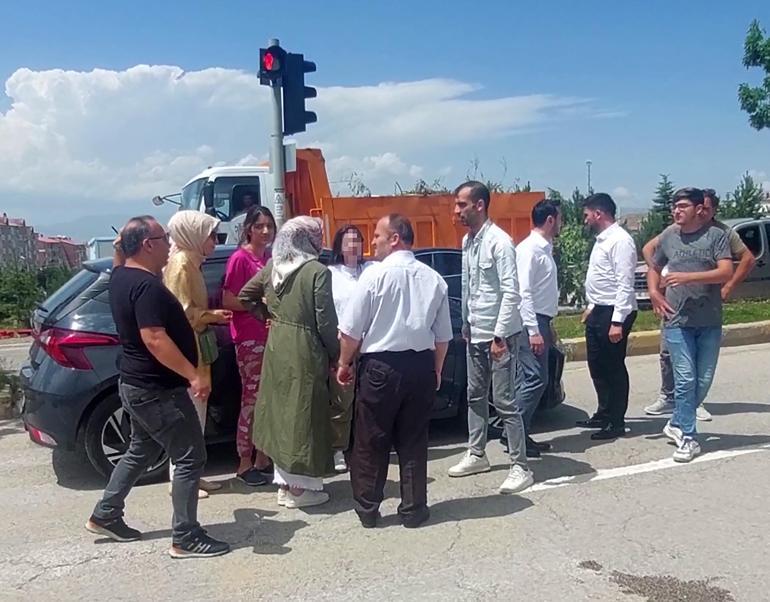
[0,329,32,339]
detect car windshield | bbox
[181,178,206,210]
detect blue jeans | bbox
[663,327,722,437]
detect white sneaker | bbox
[644,396,674,415]
[199,478,223,492]
[448,451,491,477]
[284,489,330,509]
[333,450,348,473]
[663,421,684,447]
[696,405,713,422]
[277,488,288,507]
[499,465,534,495]
[673,438,701,463]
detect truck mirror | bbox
[151,195,165,207]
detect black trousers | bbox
[585,306,637,428]
[350,350,435,521]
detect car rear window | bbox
[37,268,99,318]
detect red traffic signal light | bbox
[259,45,285,84]
[262,52,277,72]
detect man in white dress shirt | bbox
[578,193,638,440]
[448,181,534,495]
[337,214,453,529]
[514,199,561,457]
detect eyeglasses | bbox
[146,233,170,244]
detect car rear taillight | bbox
[36,328,119,370]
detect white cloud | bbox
[0,65,613,216]
[611,186,634,202]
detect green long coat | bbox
[238,259,340,477]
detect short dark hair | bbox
[583,193,617,218]
[702,188,720,208]
[454,180,491,211]
[331,224,365,265]
[239,205,276,246]
[673,187,705,206]
[387,213,415,246]
[120,215,156,257]
[531,199,560,227]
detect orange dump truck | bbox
[161,148,542,248]
[286,149,543,248]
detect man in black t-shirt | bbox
[85,215,230,559]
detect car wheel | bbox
[83,392,169,484]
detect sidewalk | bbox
[560,320,770,361]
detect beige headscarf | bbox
[167,210,220,264]
[271,216,323,288]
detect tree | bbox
[633,174,676,251]
[551,188,593,305]
[738,19,770,130]
[718,172,767,219]
[651,174,675,222]
[0,267,42,328]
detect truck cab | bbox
[179,165,274,244]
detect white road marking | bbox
[529,444,770,493]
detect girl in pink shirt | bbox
[223,206,276,485]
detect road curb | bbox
[560,320,770,362]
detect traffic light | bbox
[259,44,285,85]
[282,52,317,135]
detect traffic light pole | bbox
[268,38,286,228]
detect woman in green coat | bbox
[238,216,340,509]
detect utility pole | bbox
[266,38,287,228]
[586,160,592,195]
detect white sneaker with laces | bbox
[448,451,491,477]
[333,450,348,473]
[696,405,713,422]
[663,421,684,447]
[284,489,330,509]
[499,465,534,494]
[673,438,701,463]
[644,396,674,415]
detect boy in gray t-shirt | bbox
[647,187,733,463]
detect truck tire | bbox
[83,392,168,484]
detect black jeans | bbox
[92,382,206,544]
[585,306,637,428]
[350,350,435,522]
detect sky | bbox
[1,0,769,240]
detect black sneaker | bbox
[169,531,231,559]
[236,467,268,487]
[85,515,141,542]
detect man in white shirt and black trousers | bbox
[337,214,453,529]
[578,193,638,440]
[515,199,562,457]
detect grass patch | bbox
[553,299,770,340]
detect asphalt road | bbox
[0,338,31,372]
[2,343,770,601]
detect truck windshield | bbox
[213,177,261,220]
[181,178,206,210]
